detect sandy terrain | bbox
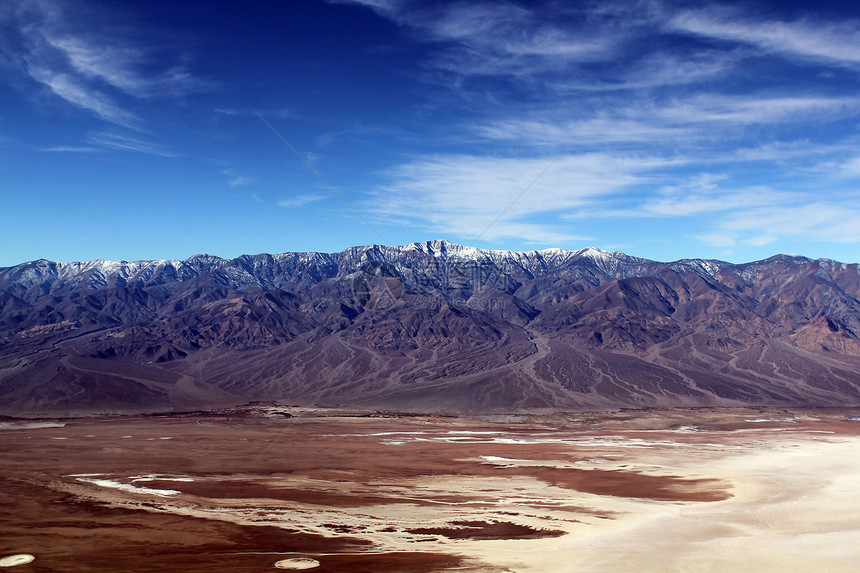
[1,407,858,572]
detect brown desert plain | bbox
[1,406,859,572]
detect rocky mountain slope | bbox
[2,240,859,414]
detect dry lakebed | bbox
[1,406,859,572]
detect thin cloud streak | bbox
[341,0,629,81]
[704,203,860,247]
[564,177,791,220]
[214,107,292,119]
[337,1,860,253]
[669,7,860,68]
[221,169,255,188]
[5,0,860,264]
[3,0,207,128]
[88,133,176,157]
[41,145,98,153]
[837,157,860,178]
[478,95,860,148]
[46,35,207,98]
[26,66,140,128]
[47,35,150,95]
[366,152,675,241]
[278,194,326,208]
[654,95,860,125]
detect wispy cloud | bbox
[668,7,860,68]
[215,107,292,119]
[339,0,628,81]
[278,194,326,208]
[227,176,255,188]
[641,181,781,217]
[360,133,860,250]
[88,133,176,157]
[563,174,788,220]
[477,94,860,149]
[2,0,206,128]
[336,0,860,149]
[25,65,140,128]
[46,35,206,98]
[835,156,860,178]
[45,35,152,95]
[705,203,860,247]
[334,0,860,253]
[476,117,687,148]
[654,95,860,126]
[41,145,98,153]
[365,152,674,241]
[221,168,255,188]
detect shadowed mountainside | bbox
[1,240,859,414]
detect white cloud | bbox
[332,0,401,16]
[227,176,254,188]
[47,36,146,94]
[41,145,98,152]
[336,0,627,81]
[642,189,763,217]
[365,152,674,241]
[475,93,860,153]
[89,133,176,157]
[4,0,206,127]
[278,194,326,208]
[669,7,860,68]
[46,35,207,98]
[428,2,618,63]
[837,156,860,177]
[695,200,860,253]
[214,107,293,119]
[640,175,783,217]
[335,0,860,161]
[695,230,739,249]
[563,175,790,221]
[476,117,690,147]
[606,49,738,89]
[654,94,860,126]
[331,0,860,255]
[722,203,860,244]
[26,66,140,128]
[221,169,255,188]
[374,150,860,251]
[727,141,836,163]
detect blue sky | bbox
[2,0,860,266]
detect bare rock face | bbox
[1,240,859,415]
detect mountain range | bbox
[2,240,859,415]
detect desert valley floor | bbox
[1,407,859,572]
